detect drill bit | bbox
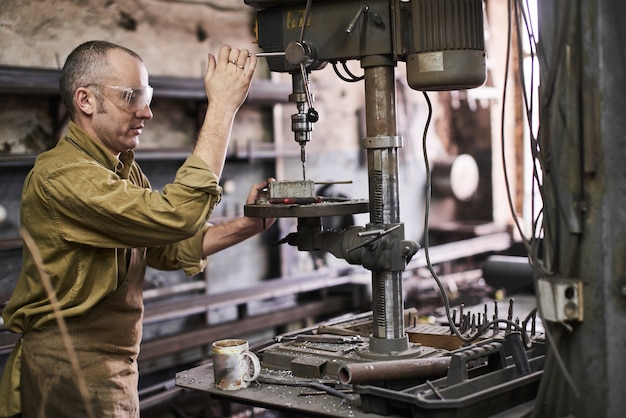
[300,142,306,180]
[506,299,514,335]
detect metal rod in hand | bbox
[254,52,287,57]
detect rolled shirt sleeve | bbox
[40,154,222,248]
[146,222,212,276]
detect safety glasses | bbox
[90,85,154,112]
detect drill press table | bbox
[176,362,405,418]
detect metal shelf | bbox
[0,65,295,165]
[0,65,291,105]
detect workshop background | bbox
[0,0,525,416]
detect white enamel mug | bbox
[212,339,261,390]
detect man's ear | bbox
[75,87,96,116]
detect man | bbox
[0,40,272,417]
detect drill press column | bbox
[362,56,409,354]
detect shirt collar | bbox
[67,121,136,178]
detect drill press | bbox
[244,0,486,357]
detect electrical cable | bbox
[341,61,365,82]
[507,0,580,400]
[331,61,364,83]
[332,62,357,82]
[416,5,580,392]
[420,91,530,346]
[513,0,558,278]
[499,0,530,250]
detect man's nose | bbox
[137,104,153,120]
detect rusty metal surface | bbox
[268,179,315,199]
[175,304,544,416]
[338,356,451,385]
[176,363,406,418]
[406,324,466,351]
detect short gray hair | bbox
[59,40,143,118]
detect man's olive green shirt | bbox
[2,121,222,333]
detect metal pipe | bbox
[338,357,451,385]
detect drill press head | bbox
[247,0,486,178]
[246,0,486,89]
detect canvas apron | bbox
[7,247,146,418]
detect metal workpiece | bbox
[337,356,451,385]
[244,199,369,218]
[267,179,316,201]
